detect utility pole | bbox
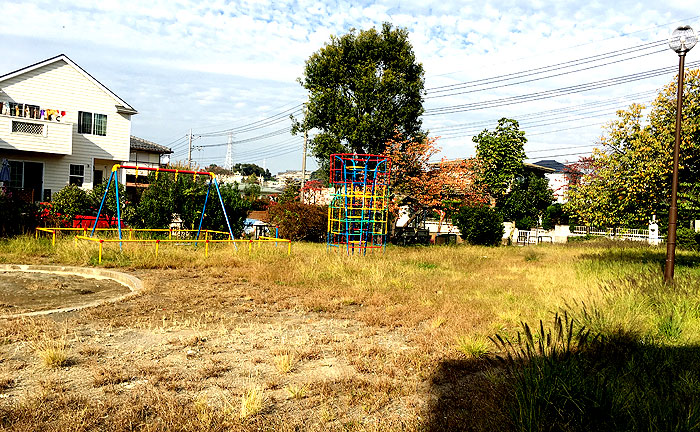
[224,132,233,171]
[300,103,308,203]
[301,129,308,191]
[187,128,193,169]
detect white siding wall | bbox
[0,59,132,196]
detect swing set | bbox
[35,164,291,263]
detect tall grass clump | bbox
[493,275,700,431]
[35,337,70,368]
[240,386,265,418]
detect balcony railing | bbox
[0,115,72,155]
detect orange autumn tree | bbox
[384,133,488,228]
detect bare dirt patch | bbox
[0,271,130,315]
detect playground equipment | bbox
[327,153,391,254]
[36,164,292,263]
[92,164,236,247]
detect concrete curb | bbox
[0,264,143,319]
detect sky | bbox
[2,0,700,175]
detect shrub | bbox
[541,203,569,230]
[51,184,92,221]
[266,202,327,242]
[132,173,249,234]
[89,180,135,225]
[203,183,250,235]
[515,216,536,230]
[248,197,272,211]
[676,227,700,251]
[453,205,504,246]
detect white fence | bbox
[572,226,657,242]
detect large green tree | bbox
[497,172,553,224]
[566,69,700,228]
[294,23,425,161]
[473,118,527,204]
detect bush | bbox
[203,183,250,235]
[89,180,135,224]
[453,205,504,246]
[676,227,700,250]
[51,184,93,221]
[266,202,327,242]
[248,197,273,211]
[132,173,248,234]
[541,203,569,230]
[515,216,536,230]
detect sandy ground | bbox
[0,268,453,430]
[0,271,130,315]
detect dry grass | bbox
[240,386,265,418]
[285,383,307,399]
[1,236,697,430]
[273,352,296,374]
[34,337,69,368]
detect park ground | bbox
[1,237,700,431]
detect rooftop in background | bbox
[532,160,567,173]
[130,136,172,154]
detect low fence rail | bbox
[572,226,660,242]
[35,228,291,263]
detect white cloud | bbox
[1,0,699,172]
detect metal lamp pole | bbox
[665,25,697,283]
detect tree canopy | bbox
[294,23,425,162]
[384,133,487,215]
[566,69,700,228]
[205,163,272,180]
[473,118,527,204]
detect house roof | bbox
[130,136,172,154]
[532,159,567,173]
[0,54,137,114]
[524,162,556,174]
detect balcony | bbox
[0,115,72,155]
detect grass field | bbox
[1,236,700,431]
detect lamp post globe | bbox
[669,25,697,54]
[664,25,696,283]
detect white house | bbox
[0,54,136,201]
[532,159,569,203]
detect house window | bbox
[94,114,107,136]
[78,111,93,134]
[78,111,107,135]
[69,164,85,186]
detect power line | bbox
[197,105,302,137]
[424,61,700,116]
[426,42,667,98]
[429,90,656,134]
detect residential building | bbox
[532,159,569,203]
[118,135,172,191]
[0,54,136,201]
[276,169,311,183]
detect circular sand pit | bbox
[0,265,143,318]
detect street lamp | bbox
[664,25,697,282]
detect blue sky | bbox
[1,0,700,175]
